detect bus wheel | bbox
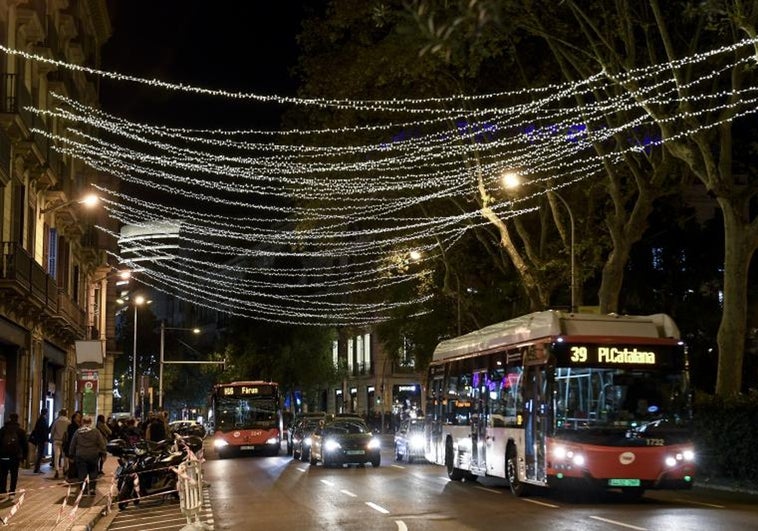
[445,439,464,481]
[506,449,527,497]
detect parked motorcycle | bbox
[107,435,202,510]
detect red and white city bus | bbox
[425,311,695,498]
[211,381,283,457]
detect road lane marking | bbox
[672,498,725,509]
[590,516,647,530]
[395,520,408,531]
[366,501,390,514]
[296,467,307,472]
[320,479,335,487]
[391,464,406,469]
[474,486,501,495]
[522,498,560,508]
[340,489,357,497]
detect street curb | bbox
[71,504,108,531]
[695,481,758,496]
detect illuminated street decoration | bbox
[1,37,755,325]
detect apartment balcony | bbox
[0,241,86,339]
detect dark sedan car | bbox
[309,418,381,468]
[394,418,426,463]
[292,418,322,461]
[286,412,326,455]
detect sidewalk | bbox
[0,456,118,530]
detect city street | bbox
[98,439,758,531]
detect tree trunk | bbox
[715,203,752,396]
[598,247,628,314]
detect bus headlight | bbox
[665,456,677,467]
[324,439,342,452]
[214,438,229,449]
[266,437,279,445]
[410,434,424,449]
[572,454,585,466]
[682,449,695,461]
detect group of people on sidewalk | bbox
[0,409,109,499]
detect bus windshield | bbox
[554,367,691,433]
[215,396,279,431]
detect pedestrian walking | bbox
[96,415,111,475]
[145,412,167,442]
[0,413,28,499]
[49,409,70,479]
[69,416,106,495]
[30,408,49,473]
[63,411,82,482]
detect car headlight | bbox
[367,438,381,450]
[410,434,424,449]
[324,439,342,452]
[304,437,312,447]
[266,437,279,445]
[214,438,229,448]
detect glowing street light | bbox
[502,172,577,313]
[41,193,99,214]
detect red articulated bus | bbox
[425,311,695,499]
[211,381,283,458]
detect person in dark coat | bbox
[69,416,106,495]
[145,413,167,442]
[0,413,28,499]
[63,411,82,480]
[31,408,49,473]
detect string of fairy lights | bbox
[6,36,757,325]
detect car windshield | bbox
[298,419,321,431]
[554,367,691,435]
[324,420,370,435]
[215,397,278,431]
[407,420,424,432]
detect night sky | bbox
[100,1,318,129]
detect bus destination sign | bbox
[571,346,656,365]
[219,384,274,397]
[552,342,685,369]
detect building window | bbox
[651,247,663,271]
[347,339,354,373]
[398,336,415,368]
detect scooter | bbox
[107,436,202,510]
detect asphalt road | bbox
[199,440,758,531]
[92,437,758,531]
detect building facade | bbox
[0,0,113,433]
[326,328,424,431]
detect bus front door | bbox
[523,364,548,482]
[470,370,487,475]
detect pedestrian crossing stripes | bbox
[108,486,214,530]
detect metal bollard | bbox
[178,459,210,531]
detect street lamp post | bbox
[159,321,201,410]
[130,295,146,417]
[502,172,576,312]
[41,193,99,214]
